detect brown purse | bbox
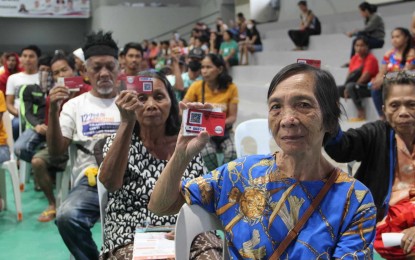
[269,168,340,260]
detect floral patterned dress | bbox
[101,133,205,254]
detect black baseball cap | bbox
[188,47,204,60]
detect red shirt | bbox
[349,52,379,80]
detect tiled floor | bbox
[0,172,101,260]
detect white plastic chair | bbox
[175,204,229,260]
[234,118,278,158]
[17,111,31,192]
[19,161,31,192]
[0,111,23,221]
[55,145,77,208]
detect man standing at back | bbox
[47,31,121,259]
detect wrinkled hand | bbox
[34,124,48,135]
[164,230,175,240]
[346,31,354,38]
[370,76,383,90]
[177,102,212,161]
[49,86,70,113]
[116,90,142,123]
[401,227,415,253]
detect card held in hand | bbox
[182,108,226,136]
[126,76,153,93]
[57,76,86,92]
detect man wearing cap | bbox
[172,47,204,101]
[48,31,121,259]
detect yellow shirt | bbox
[184,80,239,116]
[0,91,7,145]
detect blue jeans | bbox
[0,145,10,164]
[14,129,45,162]
[12,117,19,141]
[371,88,384,117]
[56,176,100,260]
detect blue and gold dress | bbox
[181,154,376,260]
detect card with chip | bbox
[125,76,153,93]
[182,108,226,136]
[297,58,321,68]
[57,76,86,92]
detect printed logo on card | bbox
[214,126,223,134]
[127,76,134,84]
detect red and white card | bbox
[125,76,153,93]
[182,108,226,136]
[297,58,321,68]
[58,76,86,92]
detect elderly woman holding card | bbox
[182,53,239,171]
[98,71,222,259]
[149,63,376,259]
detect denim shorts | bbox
[252,44,263,52]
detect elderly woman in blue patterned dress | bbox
[98,71,220,259]
[149,63,377,259]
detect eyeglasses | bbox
[384,70,415,80]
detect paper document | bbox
[133,232,175,259]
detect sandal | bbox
[38,209,56,222]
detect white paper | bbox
[382,232,404,247]
[133,232,175,259]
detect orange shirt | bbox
[183,80,239,116]
[389,134,415,206]
[0,92,7,145]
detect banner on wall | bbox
[0,0,90,18]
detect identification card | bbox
[57,76,86,92]
[182,108,226,136]
[125,76,153,93]
[297,58,321,68]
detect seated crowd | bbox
[0,3,415,260]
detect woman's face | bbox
[383,84,415,137]
[223,31,231,41]
[359,9,369,18]
[354,39,369,57]
[268,73,325,155]
[201,57,222,82]
[391,29,408,49]
[136,78,172,129]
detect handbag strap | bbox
[270,168,340,260]
[201,80,205,104]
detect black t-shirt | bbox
[246,28,262,45]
